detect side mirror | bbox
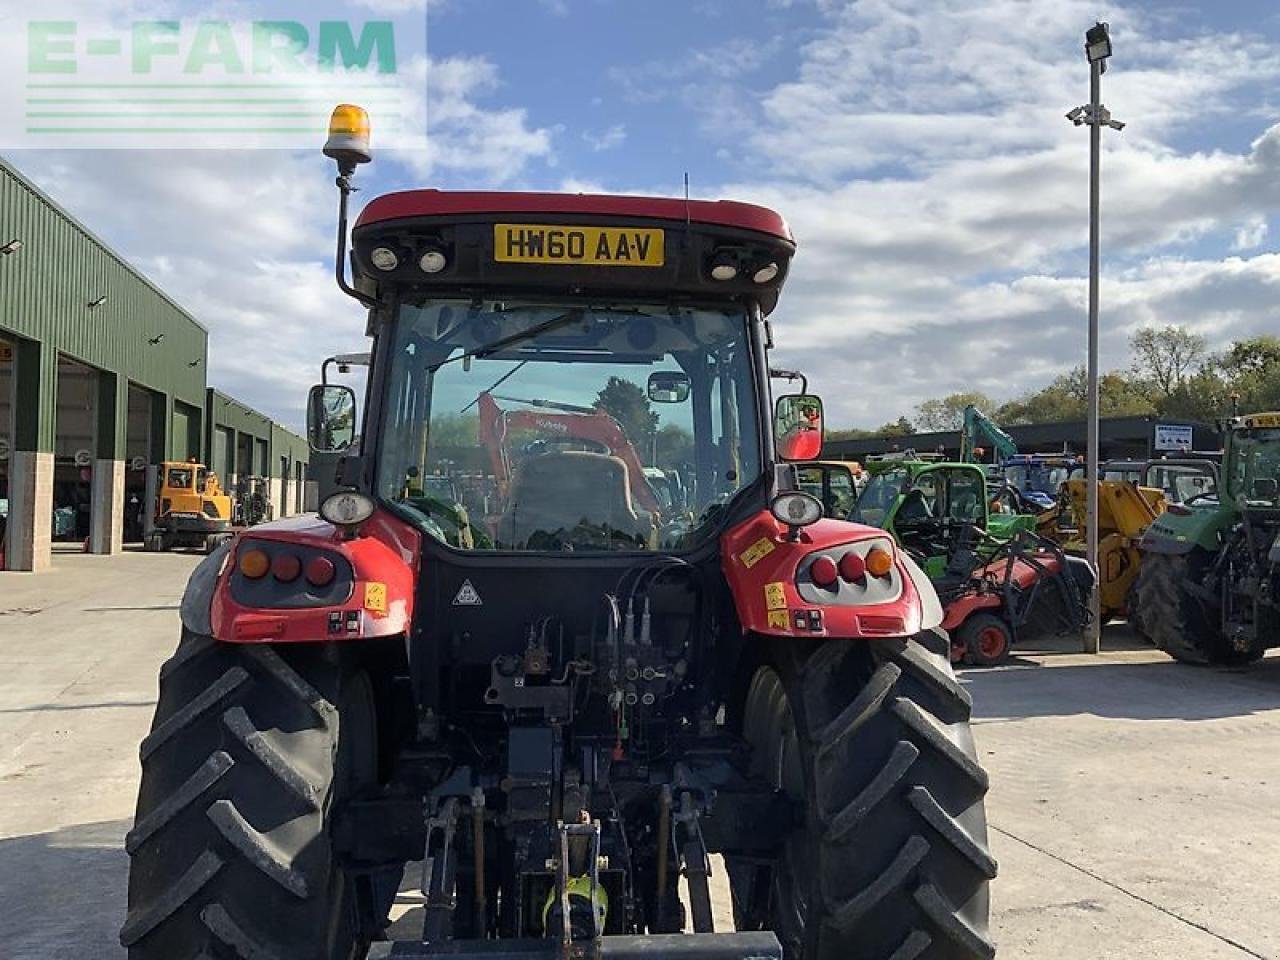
[307,384,357,452]
[774,394,824,462]
[648,371,691,403]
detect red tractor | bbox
[122,106,995,960]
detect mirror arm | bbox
[335,176,377,308]
[769,367,807,395]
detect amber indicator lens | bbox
[239,549,270,579]
[865,547,894,578]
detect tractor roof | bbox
[356,190,794,243]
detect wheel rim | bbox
[977,626,1007,660]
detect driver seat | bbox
[499,451,652,548]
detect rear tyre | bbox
[1135,551,1261,665]
[1125,577,1150,643]
[730,631,996,960]
[958,615,1012,667]
[121,631,390,959]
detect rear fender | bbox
[183,509,421,644]
[940,593,1002,632]
[722,513,943,640]
[1141,505,1231,555]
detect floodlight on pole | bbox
[1085,22,1113,64]
[1068,21,1124,655]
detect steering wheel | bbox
[1178,490,1218,508]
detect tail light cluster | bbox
[232,539,350,610]
[239,547,336,587]
[809,546,894,589]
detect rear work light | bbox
[752,262,780,284]
[370,246,400,271]
[239,548,270,579]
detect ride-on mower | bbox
[122,106,996,960]
[1135,412,1280,665]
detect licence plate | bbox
[494,224,664,267]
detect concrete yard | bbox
[2,552,1278,959]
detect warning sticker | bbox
[453,579,483,606]
[764,581,787,611]
[767,609,790,631]
[739,537,776,569]
[364,582,387,615]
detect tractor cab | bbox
[1001,453,1078,509]
[793,460,860,518]
[851,458,990,574]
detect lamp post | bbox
[1068,22,1124,653]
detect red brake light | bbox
[306,556,336,587]
[839,551,866,582]
[271,552,301,582]
[810,556,839,588]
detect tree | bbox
[1130,325,1208,399]
[876,416,916,437]
[1098,372,1157,418]
[594,377,659,447]
[914,392,994,431]
[1219,336,1280,414]
[826,427,875,441]
[654,423,694,467]
[997,369,1086,424]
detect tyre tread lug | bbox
[206,799,311,898]
[120,850,223,946]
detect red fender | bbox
[940,594,1002,632]
[210,509,421,644]
[722,512,927,640]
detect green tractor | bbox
[1135,411,1280,665]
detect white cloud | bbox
[582,124,626,152]
[390,55,553,182]
[1233,216,1268,251]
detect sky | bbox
[6,0,1280,431]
